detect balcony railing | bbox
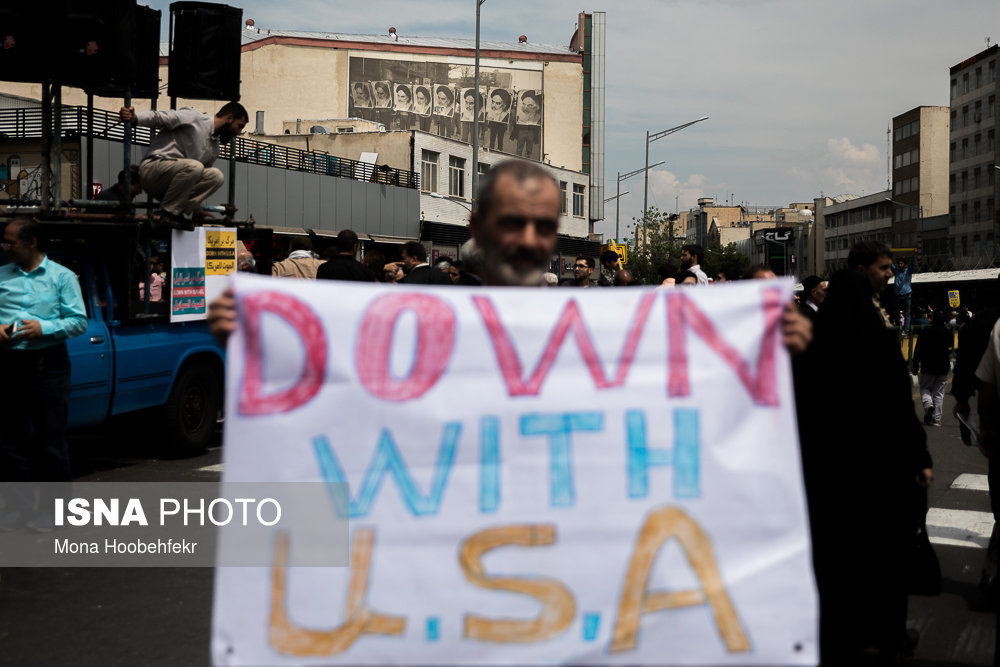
[0,106,419,189]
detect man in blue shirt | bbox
[892,256,913,325]
[0,217,87,531]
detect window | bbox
[963,105,970,126]
[560,181,568,214]
[976,67,982,89]
[991,61,997,82]
[572,184,585,217]
[964,73,970,93]
[950,141,956,162]
[895,154,902,169]
[421,150,439,193]
[478,162,490,177]
[448,156,465,197]
[951,78,958,99]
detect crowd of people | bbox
[214,161,983,664]
[4,146,998,662]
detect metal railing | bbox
[0,106,419,189]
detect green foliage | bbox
[623,208,750,284]
[702,241,750,282]
[623,207,681,285]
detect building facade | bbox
[0,12,606,238]
[948,44,998,269]
[890,106,950,268]
[819,191,893,271]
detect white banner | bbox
[212,275,818,666]
[170,228,236,322]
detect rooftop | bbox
[238,29,577,57]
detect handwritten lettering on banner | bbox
[211,276,818,666]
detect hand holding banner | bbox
[212,276,817,666]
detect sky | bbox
[144,0,996,242]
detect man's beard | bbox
[483,243,548,287]
[218,124,238,142]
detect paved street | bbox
[907,390,997,667]
[0,397,998,666]
[0,429,223,667]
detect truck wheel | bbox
[164,364,220,456]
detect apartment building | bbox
[948,45,999,268]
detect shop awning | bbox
[368,234,416,245]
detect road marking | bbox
[927,508,993,549]
[951,473,990,492]
[197,463,224,473]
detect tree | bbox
[702,241,750,282]
[624,207,682,285]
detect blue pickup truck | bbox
[16,222,226,455]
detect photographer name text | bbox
[55,537,199,555]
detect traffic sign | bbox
[601,242,628,266]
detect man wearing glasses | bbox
[0,218,87,531]
[561,256,595,287]
[119,102,249,230]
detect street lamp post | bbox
[471,0,486,207]
[430,192,473,213]
[614,161,664,244]
[604,189,629,237]
[642,116,709,243]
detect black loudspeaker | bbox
[0,3,62,84]
[85,5,162,99]
[59,0,137,90]
[168,2,242,101]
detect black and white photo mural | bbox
[348,56,543,160]
[372,81,392,108]
[412,85,432,116]
[351,82,373,109]
[393,83,413,112]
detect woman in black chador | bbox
[795,268,933,664]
